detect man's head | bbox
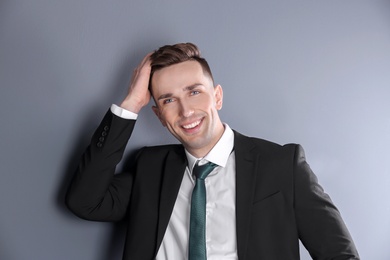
[149,43,214,94]
[149,43,224,157]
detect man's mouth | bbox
[182,119,202,129]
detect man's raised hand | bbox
[120,53,153,113]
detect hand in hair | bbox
[120,53,152,113]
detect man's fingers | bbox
[120,52,153,113]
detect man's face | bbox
[151,60,224,157]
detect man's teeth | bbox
[182,120,201,129]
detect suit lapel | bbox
[234,131,260,260]
[155,146,187,254]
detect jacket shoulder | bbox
[233,130,299,154]
[135,144,186,163]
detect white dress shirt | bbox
[111,104,238,260]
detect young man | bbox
[66,43,359,259]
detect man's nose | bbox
[179,101,194,117]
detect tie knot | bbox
[193,161,217,180]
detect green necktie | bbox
[189,161,217,260]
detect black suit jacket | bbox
[66,110,359,259]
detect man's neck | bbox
[185,123,226,158]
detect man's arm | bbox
[65,112,137,221]
[293,145,359,259]
[65,53,153,221]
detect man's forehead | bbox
[151,61,210,91]
[153,60,203,78]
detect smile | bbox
[182,119,202,129]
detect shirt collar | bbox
[185,123,234,171]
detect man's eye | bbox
[191,90,200,95]
[163,98,174,104]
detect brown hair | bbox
[149,42,214,91]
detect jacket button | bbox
[99,137,105,142]
[97,142,103,148]
[101,131,107,136]
[104,126,109,131]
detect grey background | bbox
[1,0,389,259]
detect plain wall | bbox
[1,1,389,259]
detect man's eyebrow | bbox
[183,84,203,92]
[157,93,173,100]
[157,84,204,100]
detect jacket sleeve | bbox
[293,144,360,259]
[65,109,137,221]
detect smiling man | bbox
[66,43,359,259]
[151,59,224,158]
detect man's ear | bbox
[214,84,223,110]
[152,105,167,127]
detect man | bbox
[66,43,359,259]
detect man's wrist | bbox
[110,104,138,120]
